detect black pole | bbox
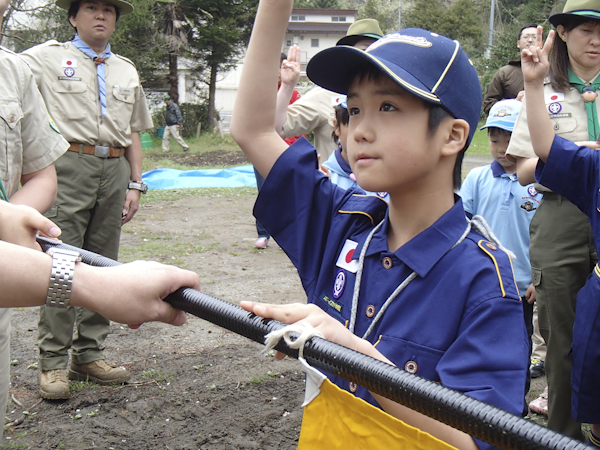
[36,236,591,450]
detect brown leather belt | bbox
[68,143,125,158]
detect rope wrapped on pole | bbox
[35,236,591,450]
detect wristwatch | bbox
[46,248,82,308]
[128,180,148,194]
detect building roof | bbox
[291,8,358,14]
[287,22,351,34]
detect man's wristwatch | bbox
[128,180,148,194]
[46,248,82,308]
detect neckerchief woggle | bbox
[71,33,111,118]
[568,69,600,141]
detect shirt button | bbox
[382,257,393,269]
[405,361,418,374]
[553,123,559,130]
[485,242,497,251]
[8,114,15,123]
[349,382,357,393]
[366,305,375,318]
[67,85,72,91]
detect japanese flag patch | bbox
[61,58,77,68]
[336,239,359,273]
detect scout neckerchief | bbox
[348,216,513,340]
[568,69,600,141]
[71,33,112,118]
[0,181,8,201]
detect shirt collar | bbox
[490,160,506,178]
[334,148,353,174]
[354,196,470,277]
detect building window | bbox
[291,15,306,21]
[331,16,347,22]
[311,38,319,48]
[286,39,292,47]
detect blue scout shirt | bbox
[536,135,600,255]
[459,160,542,294]
[535,134,600,422]
[255,138,528,443]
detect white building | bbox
[175,8,357,126]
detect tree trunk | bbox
[168,53,179,103]
[208,61,218,128]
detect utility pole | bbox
[486,0,495,58]
[398,0,401,29]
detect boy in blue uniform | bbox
[523,25,600,447]
[231,1,529,448]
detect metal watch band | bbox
[128,181,148,194]
[46,248,81,308]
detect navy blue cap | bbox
[307,28,482,144]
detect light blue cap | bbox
[480,99,522,132]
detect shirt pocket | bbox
[110,87,135,130]
[0,99,24,193]
[375,335,444,381]
[51,81,88,121]
[550,116,577,135]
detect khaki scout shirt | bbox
[283,86,338,161]
[0,46,68,197]
[21,41,153,148]
[506,80,593,192]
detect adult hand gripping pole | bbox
[35,236,591,450]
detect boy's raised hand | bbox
[281,44,301,88]
[521,26,555,84]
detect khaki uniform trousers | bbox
[39,150,130,370]
[162,125,188,151]
[529,193,597,441]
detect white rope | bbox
[469,215,517,261]
[264,323,324,359]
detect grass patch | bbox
[466,121,491,158]
[140,187,255,205]
[141,369,173,383]
[70,380,98,392]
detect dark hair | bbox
[487,127,511,137]
[550,16,600,91]
[280,53,287,64]
[350,65,462,188]
[518,23,539,40]
[68,1,121,24]
[331,104,350,143]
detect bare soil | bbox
[4,151,547,449]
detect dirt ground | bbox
[4,151,548,449]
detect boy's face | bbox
[488,129,516,172]
[345,75,448,195]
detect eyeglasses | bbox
[521,34,537,41]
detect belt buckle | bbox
[94,145,110,158]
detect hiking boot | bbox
[39,369,70,399]
[530,358,545,378]
[69,360,130,385]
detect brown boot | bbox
[39,369,70,399]
[68,360,130,385]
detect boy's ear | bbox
[440,119,469,157]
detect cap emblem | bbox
[368,32,432,52]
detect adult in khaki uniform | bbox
[21,0,153,399]
[506,2,600,439]
[279,19,383,162]
[0,0,69,415]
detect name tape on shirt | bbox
[336,239,359,273]
[61,58,77,68]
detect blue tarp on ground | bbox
[143,165,257,190]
